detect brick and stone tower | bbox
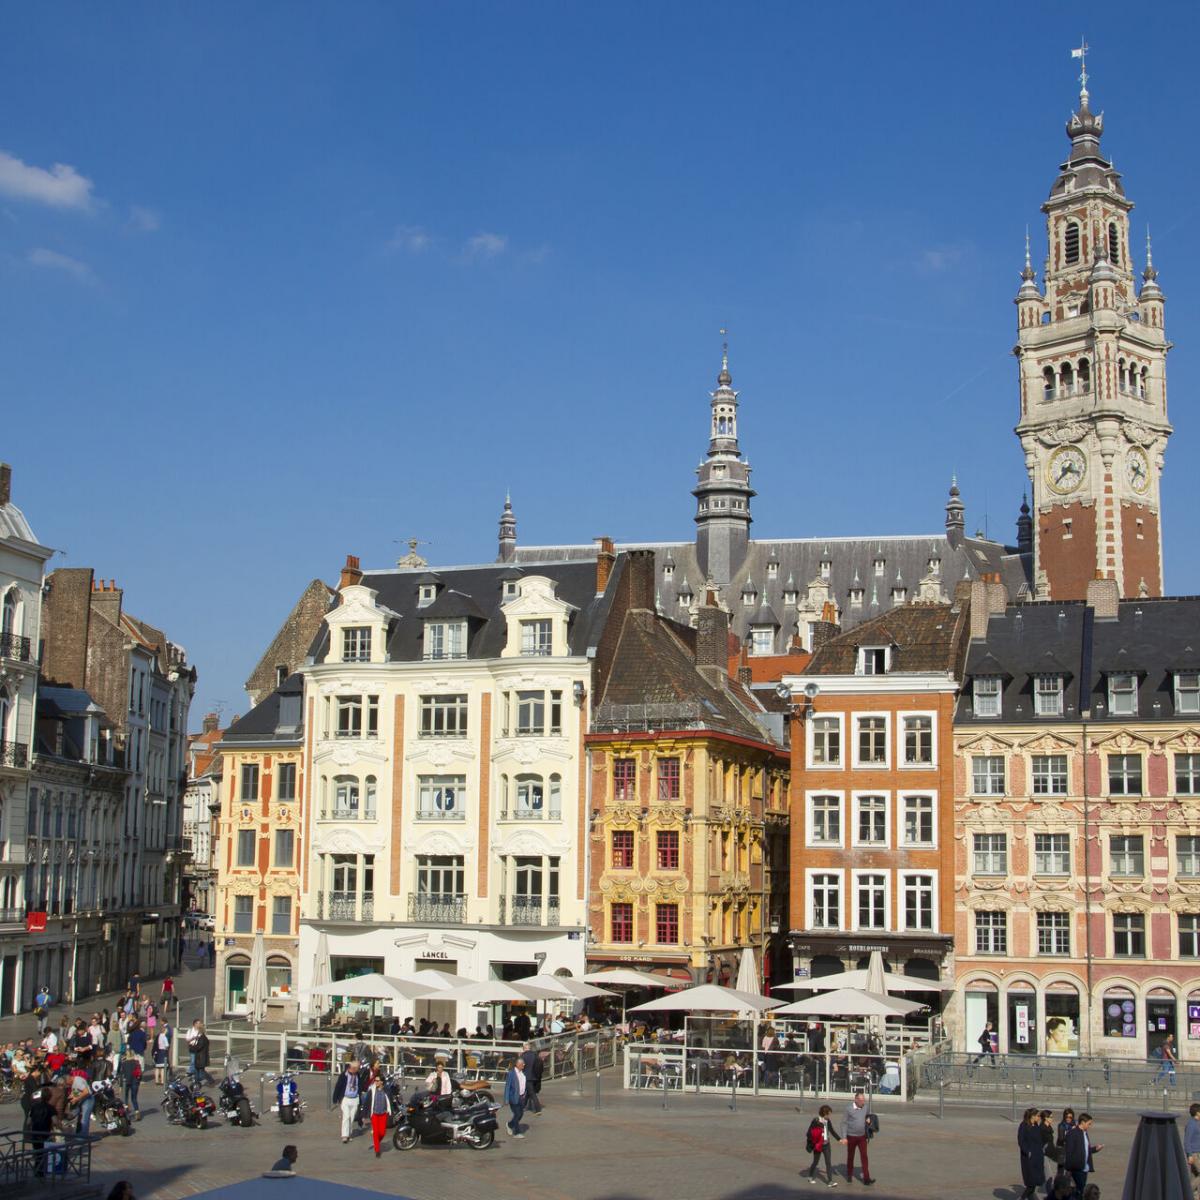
[1015,55,1172,599]
[693,342,755,585]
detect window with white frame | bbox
[808,794,842,846]
[750,627,774,656]
[418,584,437,607]
[236,829,256,867]
[271,895,292,935]
[1179,914,1200,958]
[810,873,841,929]
[1034,832,1070,875]
[810,717,841,767]
[1032,754,1068,795]
[1108,672,1137,715]
[855,873,887,930]
[820,559,831,579]
[901,873,935,930]
[1108,754,1142,795]
[901,794,934,846]
[424,620,467,660]
[1036,911,1070,956]
[233,895,253,934]
[1034,675,1064,717]
[1110,834,1144,876]
[856,716,887,766]
[1113,912,1145,957]
[417,775,466,820]
[974,910,1006,954]
[973,832,1007,875]
[902,715,933,765]
[332,777,360,819]
[342,626,372,663]
[973,676,1002,717]
[858,647,888,675]
[1178,836,1200,878]
[520,619,553,656]
[1177,754,1200,796]
[854,794,888,846]
[336,695,379,738]
[419,694,468,737]
[971,755,1005,795]
[1176,672,1200,715]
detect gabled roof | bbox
[804,602,966,676]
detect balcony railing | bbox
[408,894,465,923]
[0,632,31,662]
[499,895,560,926]
[0,908,23,927]
[415,807,466,822]
[318,891,373,921]
[0,741,29,769]
[318,807,377,821]
[500,806,562,822]
[592,701,707,733]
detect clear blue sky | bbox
[4,2,1199,729]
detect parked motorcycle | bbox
[268,1071,306,1124]
[162,1078,216,1129]
[392,1090,499,1151]
[215,1072,257,1127]
[89,1079,132,1136]
[455,1078,496,1106]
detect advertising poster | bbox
[1015,1004,1030,1046]
[1046,1014,1079,1055]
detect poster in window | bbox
[1045,1014,1078,1055]
[1188,1003,1200,1039]
[1015,1004,1030,1046]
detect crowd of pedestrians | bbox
[802,1091,880,1187]
[1017,1106,1103,1200]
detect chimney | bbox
[89,577,124,629]
[627,548,654,611]
[969,574,1008,639]
[695,589,729,685]
[1087,572,1120,620]
[338,554,363,591]
[595,536,616,596]
[202,713,220,734]
[0,462,10,506]
[737,665,753,687]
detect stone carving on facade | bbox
[409,830,469,858]
[1123,422,1159,449]
[1036,422,1089,448]
[313,827,384,855]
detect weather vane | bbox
[1070,38,1089,102]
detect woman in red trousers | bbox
[366,1076,390,1157]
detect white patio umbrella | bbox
[775,948,951,994]
[580,967,680,1023]
[629,984,783,1015]
[245,931,269,1026]
[297,972,434,1004]
[773,988,923,1019]
[396,968,479,990]
[516,974,616,1000]
[432,979,563,1005]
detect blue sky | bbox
[4,2,1199,729]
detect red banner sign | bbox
[25,912,46,933]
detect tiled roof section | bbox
[419,589,490,621]
[805,603,966,676]
[223,673,305,742]
[311,560,615,665]
[956,597,1200,724]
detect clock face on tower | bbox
[1046,445,1087,495]
[1126,448,1150,494]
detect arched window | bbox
[333,776,359,818]
[1,589,16,636]
[515,774,544,815]
[1060,361,1074,394]
[365,775,377,819]
[1118,358,1128,392]
[0,686,10,742]
[1108,222,1120,265]
[1078,358,1091,392]
[1042,366,1056,400]
[1140,366,1149,399]
[1064,221,1081,265]
[549,773,562,818]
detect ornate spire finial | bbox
[1144,226,1157,280]
[717,327,731,387]
[1022,227,1035,280]
[1071,37,1090,106]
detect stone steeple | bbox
[693,340,755,586]
[497,493,517,563]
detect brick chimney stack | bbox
[338,554,363,591]
[1087,572,1120,620]
[595,536,616,596]
[626,548,654,611]
[969,573,1008,639]
[695,589,730,686]
[202,713,220,734]
[0,462,11,506]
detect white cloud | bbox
[28,247,95,283]
[462,231,507,260]
[917,245,967,273]
[127,205,161,232]
[0,150,94,210]
[386,224,431,253]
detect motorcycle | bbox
[215,1072,257,1127]
[162,1078,216,1129]
[89,1079,132,1136]
[454,1078,496,1106]
[392,1090,499,1151]
[268,1071,306,1124]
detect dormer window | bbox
[275,664,288,688]
[1034,674,1064,717]
[425,620,466,661]
[783,589,798,606]
[678,589,693,608]
[973,676,1002,718]
[891,587,907,603]
[750,627,774,657]
[342,626,372,663]
[858,646,888,676]
[1175,672,1200,715]
[767,562,779,580]
[520,619,553,657]
[663,564,674,579]
[848,587,864,606]
[927,557,941,576]
[503,581,519,599]
[742,588,757,607]
[1108,672,1137,716]
[820,560,832,580]
[418,585,437,608]
[874,559,885,577]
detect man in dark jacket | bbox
[28,1089,56,1177]
[1064,1113,1102,1195]
[519,1043,544,1113]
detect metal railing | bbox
[407,894,465,923]
[0,1130,91,1188]
[499,806,562,822]
[499,896,560,926]
[0,741,28,769]
[0,632,31,662]
[414,807,466,822]
[317,891,368,921]
[318,808,378,821]
[593,701,705,732]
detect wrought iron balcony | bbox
[0,741,29,769]
[408,894,465,923]
[415,807,465,822]
[499,895,560,926]
[499,806,562,822]
[0,632,31,662]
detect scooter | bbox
[162,1077,216,1129]
[268,1071,306,1124]
[89,1079,133,1136]
[392,1090,499,1151]
[215,1071,257,1127]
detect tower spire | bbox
[497,492,517,563]
[1071,37,1090,108]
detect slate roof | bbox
[309,560,615,666]
[223,673,304,742]
[956,597,1200,724]
[804,602,968,676]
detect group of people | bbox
[1017,1107,1103,1200]
[803,1092,880,1187]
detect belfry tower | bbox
[1014,50,1171,599]
[693,342,755,586]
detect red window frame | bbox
[613,758,636,801]
[655,902,679,944]
[611,902,633,943]
[611,829,634,869]
[657,757,680,801]
[656,829,679,870]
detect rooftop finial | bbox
[1071,37,1090,107]
[1144,225,1157,278]
[717,327,731,387]
[1021,226,1036,282]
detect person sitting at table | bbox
[307,1045,328,1072]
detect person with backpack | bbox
[805,1103,846,1187]
[33,987,52,1036]
[1152,1034,1178,1086]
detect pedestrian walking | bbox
[1152,1034,1178,1086]
[331,1060,362,1144]
[27,1088,56,1178]
[366,1073,390,1158]
[1039,1109,1063,1179]
[33,986,52,1036]
[843,1091,876,1186]
[975,1020,997,1066]
[1017,1107,1046,1200]
[519,1042,544,1113]
[191,1023,213,1085]
[153,1024,171,1085]
[1184,1102,1200,1196]
[160,976,175,1012]
[118,1049,142,1120]
[1057,1107,1076,1151]
[504,1057,527,1139]
[1064,1112,1102,1196]
[805,1103,846,1187]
